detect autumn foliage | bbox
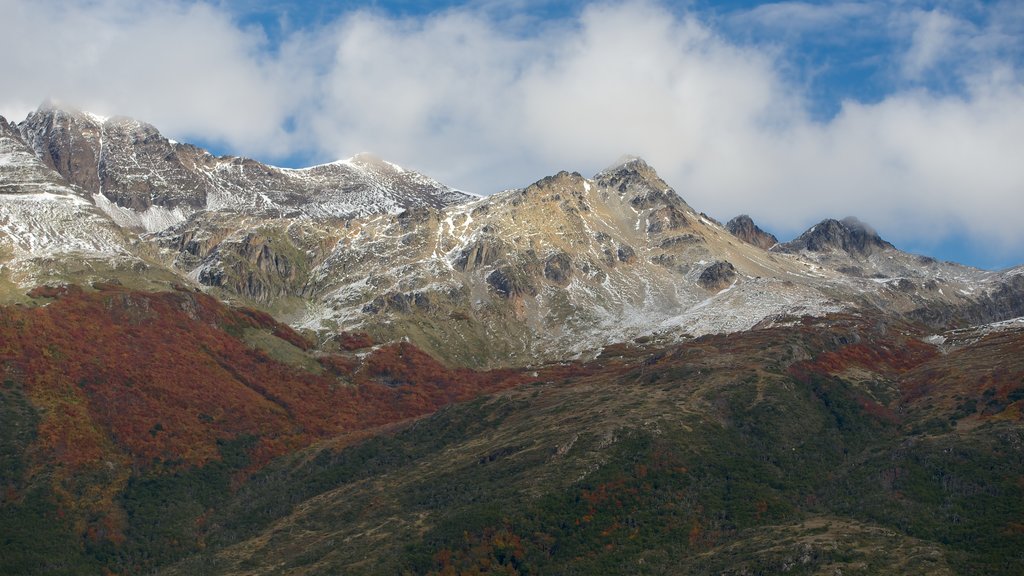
[0,284,528,545]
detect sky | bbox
[1,0,1023,269]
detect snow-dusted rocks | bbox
[0,113,137,286]
[2,103,1023,366]
[17,104,472,234]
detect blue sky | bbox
[2,0,1023,269]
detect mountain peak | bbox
[0,114,16,137]
[31,100,109,126]
[778,217,893,256]
[343,152,406,173]
[601,154,648,173]
[726,215,779,250]
[593,155,690,213]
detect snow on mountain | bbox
[282,162,869,364]
[3,103,1022,366]
[17,104,473,233]
[0,114,136,284]
[273,158,1020,366]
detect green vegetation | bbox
[0,380,103,575]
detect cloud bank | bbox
[1,0,1022,267]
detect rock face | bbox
[0,117,149,290]
[698,261,737,291]
[19,104,209,212]
[726,214,778,250]
[16,103,473,233]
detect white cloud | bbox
[899,9,967,80]
[731,1,879,34]
[0,0,305,155]
[0,0,1022,265]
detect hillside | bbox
[156,313,1023,575]
[0,285,528,574]
[3,288,1022,574]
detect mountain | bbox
[17,103,472,233]
[5,103,1024,366]
[0,113,153,292]
[778,216,892,256]
[186,157,1016,366]
[2,103,1024,575]
[278,158,850,365]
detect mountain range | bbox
[4,103,1022,365]
[1,103,1023,575]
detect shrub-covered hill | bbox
[0,284,531,574]
[2,286,1023,575]
[160,314,1021,575]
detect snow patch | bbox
[83,111,108,124]
[92,193,189,233]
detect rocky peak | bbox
[594,156,689,212]
[96,115,209,211]
[19,103,104,191]
[1,113,73,195]
[17,102,209,212]
[0,115,18,138]
[523,170,587,195]
[726,214,778,250]
[777,217,893,256]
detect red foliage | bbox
[898,331,1024,418]
[3,284,552,547]
[337,331,374,351]
[792,339,938,383]
[2,286,528,475]
[318,354,357,376]
[352,342,530,427]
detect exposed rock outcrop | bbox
[698,261,737,291]
[726,214,778,250]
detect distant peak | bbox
[778,217,893,256]
[600,154,649,174]
[0,115,15,136]
[339,152,406,173]
[523,170,586,193]
[591,154,689,212]
[33,100,107,124]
